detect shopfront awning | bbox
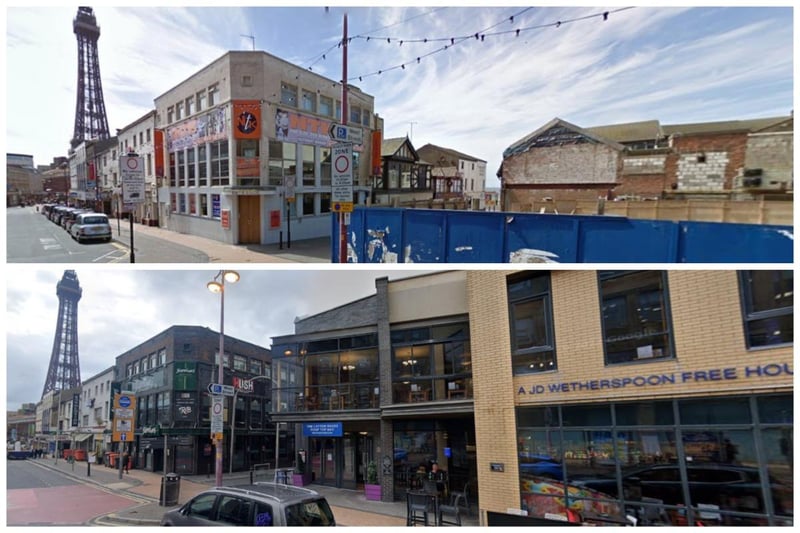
[72,433,94,442]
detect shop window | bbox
[200,194,208,217]
[562,405,612,427]
[615,401,674,426]
[679,397,751,425]
[756,394,792,424]
[302,193,314,216]
[508,272,556,374]
[178,193,186,213]
[320,192,331,213]
[320,147,331,186]
[739,270,793,348]
[302,144,315,186]
[599,271,673,365]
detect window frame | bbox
[738,270,793,349]
[598,270,675,366]
[507,272,557,374]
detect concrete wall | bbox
[388,271,468,324]
[745,132,793,189]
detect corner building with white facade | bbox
[154,51,377,246]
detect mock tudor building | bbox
[417,143,488,210]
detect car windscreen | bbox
[82,216,108,224]
[284,498,336,526]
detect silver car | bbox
[70,212,112,243]
[160,483,336,527]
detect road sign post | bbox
[119,152,144,263]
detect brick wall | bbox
[467,270,793,520]
[670,132,747,190]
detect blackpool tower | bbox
[70,6,110,149]
[42,271,83,398]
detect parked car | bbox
[518,453,564,479]
[160,483,336,527]
[62,209,88,232]
[70,212,112,243]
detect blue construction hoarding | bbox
[332,207,793,263]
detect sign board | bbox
[120,155,145,204]
[221,209,231,230]
[332,202,354,213]
[329,123,363,145]
[331,144,353,203]
[285,175,296,202]
[302,422,344,437]
[112,393,136,443]
[211,395,224,437]
[208,383,235,396]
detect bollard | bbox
[88,461,91,477]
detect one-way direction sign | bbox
[328,123,363,145]
[207,383,235,396]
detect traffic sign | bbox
[332,202,354,213]
[120,155,145,204]
[208,383,235,396]
[211,395,224,435]
[328,123,363,145]
[332,144,353,203]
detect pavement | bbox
[27,457,479,527]
[110,217,333,263]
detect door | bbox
[320,438,337,485]
[238,196,261,244]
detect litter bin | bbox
[160,473,181,506]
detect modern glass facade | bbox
[516,394,793,526]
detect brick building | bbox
[468,270,792,526]
[112,325,276,475]
[499,115,793,211]
[269,270,792,526]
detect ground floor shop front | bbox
[514,393,793,526]
[292,415,477,502]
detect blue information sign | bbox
[302,422,343,437]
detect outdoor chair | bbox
[437,492,464,526]
[406,490,435,526]
[450,479,474,515]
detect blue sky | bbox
[6,5,794,188]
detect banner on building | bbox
[173,362,197,391]
[371,130,382,175]
[154,129,165,176]
[233,100,262,139]
[276,108,333,147]
[237,157,260,177]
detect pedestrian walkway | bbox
[27,458,478,526]
[112,218,332,263]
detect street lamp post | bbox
[207,269,240,487]
[229,375,275,474]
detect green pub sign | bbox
[174,361,197,391]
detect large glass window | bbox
[302,145,315,186]
[319,96,333,117]
[391,322,472,403]
[301,90,316,112]
[739,270,793,348]
[508,272,556,374]
[177,150,186,187]
[281,83,297,107]
[187,147,196,187]
[320,147,331,186]
[302,193,314,216]
[198,144,208,186]
[599,271,673,365]
[210,140,229,186]
[517,395,793,526]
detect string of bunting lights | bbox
[310,6,635,86]
[304,6,448,71]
